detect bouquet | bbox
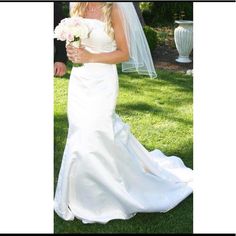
[54,17,90,67]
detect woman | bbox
[54,2,193,224]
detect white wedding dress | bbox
[54,17,193,224]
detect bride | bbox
[54,2,193,224]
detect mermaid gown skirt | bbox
[54,18,193,224]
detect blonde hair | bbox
[70,2,114,39]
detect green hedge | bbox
[143,26,158,52]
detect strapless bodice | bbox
[79,17,117,54]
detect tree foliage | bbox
[140,2,193,27]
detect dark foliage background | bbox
[141,2,193,27]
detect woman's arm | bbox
[67,5,130,64]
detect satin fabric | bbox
[54,18,193,224]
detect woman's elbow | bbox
[117,49,129,63]
[122,52,130,62]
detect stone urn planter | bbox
[174,20,193,63]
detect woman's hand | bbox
[66,45,93,64]
[54,62,67,77]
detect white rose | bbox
[79,25,89,39]
[70,26,81,38]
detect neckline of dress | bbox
[82,17,105,24]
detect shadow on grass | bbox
[116,102,192,126]
[117,102,164,114]
[119,69,193,92]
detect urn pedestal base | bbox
[176,56,192,63]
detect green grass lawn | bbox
[54,65,193,234]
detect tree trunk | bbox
[133,2,145,26]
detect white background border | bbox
[194,2,236,234]
[0,2,54,233]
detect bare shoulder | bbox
[111,3,123,27]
